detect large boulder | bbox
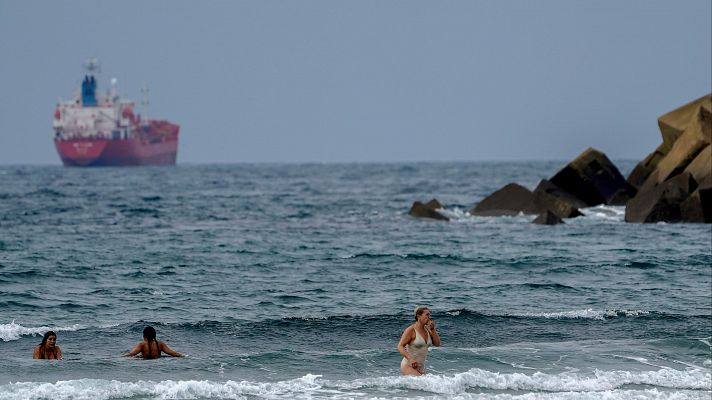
[626,144,667,191]
[409,198,449,221]
[470,181,583,219]
[657,94,711,153]
[549,147,633,206]
[531,185,583,219]
[533,179,587,209]
[624,94,711,223]
[680,169,712,223]
[532,210,564,225]
[625,172,698,223]
[637,103,711,194]
[680,186,712,223]
[683,145,711,186]
[629,96,711,191]
[470,183,537,216]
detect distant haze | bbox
[0,0,709,165]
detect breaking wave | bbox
[345,367,710,393]
[0,307,680,343]
[423,205,626,223]
[578,205,626,222]
[506,309,651,320]
[0,367,708,400]
[0,321,83,342]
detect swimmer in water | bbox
[33,331,62,360]
[397,306,440,375]
[125,326,183,359]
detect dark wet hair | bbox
[37,331,57,359]
[143,326,159,359]
[143,326,156,341]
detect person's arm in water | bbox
[159,341,184,357]
[32,346,41,359]
[426,319,441,347]
[55,346,63,360]
[397,326,419,369]
[124,342,144,357]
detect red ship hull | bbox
[55,122,179,167]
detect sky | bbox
[0,0,710,165]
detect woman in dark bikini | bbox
[125,326,183,359]
[33,331,62,360]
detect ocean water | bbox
[0,161,710,400]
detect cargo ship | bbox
[53,59,179,166]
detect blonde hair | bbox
[414,306,430,321]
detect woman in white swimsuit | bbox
[397,306,441,375]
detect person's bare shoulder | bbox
[136,341,148,354]
[402,324,416,338]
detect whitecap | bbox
[0,372,709,400]
[446,310,461,316]
[508,309,649,320]
[0,375,324,400]
[335,367,710,393]
[579,205,625,222]
[411,389,710,400]
[437,207,471,221]
[0,321,82,342]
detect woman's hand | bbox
[410,359,419,369]
[426,318,441,347]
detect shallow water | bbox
[0,162,710,399]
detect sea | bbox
[0,161,710,400]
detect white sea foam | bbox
[0,321,82,342]
[0,375,323,400]
[447,310,462,316]
[579,205,625,222]
[450,205,627,224]
[409,390,709,400]
[338,367,711,393]
[0,369,709,400]
[98,322,122,329]
[437,207,470,221]
[509,309,649,320]
[460,209,532,222]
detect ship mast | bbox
[84,58,101,74]
[141,84,150,127]
[81,58,101,107]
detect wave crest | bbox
[350,367,710,393]
[0,321,82,342]
[0,368,708,399]
[0,375,322,400]
[506,309,651,320]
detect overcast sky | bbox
[0,0,709,165]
